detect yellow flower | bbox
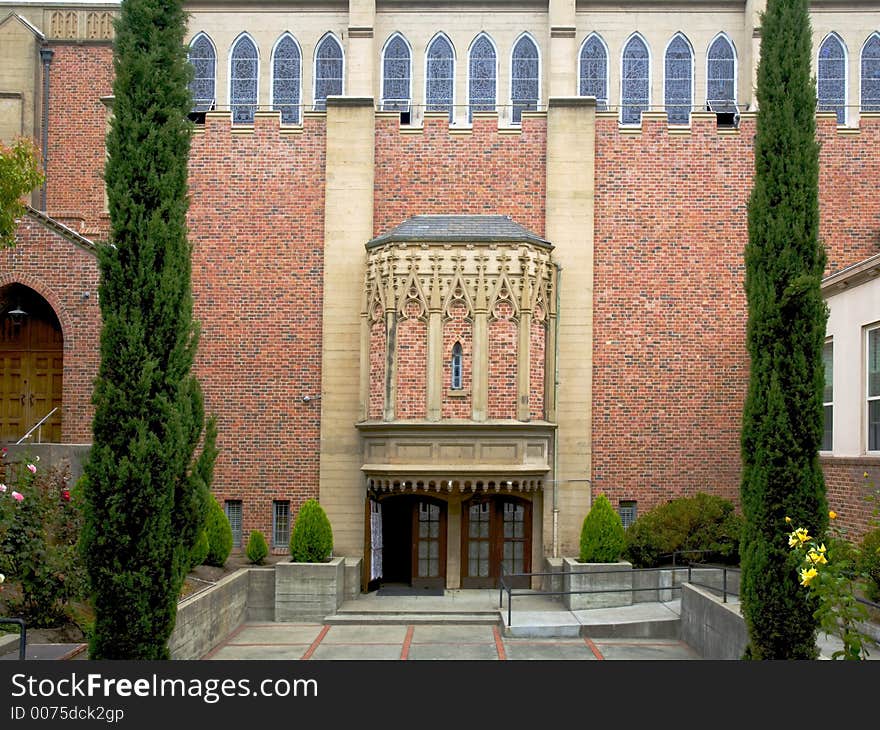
[788,528,811,547]
[865,472,870,479]
[807,547,828,565]
[785,516,792,524]
[829,510,837,520]
[800,567,819,587]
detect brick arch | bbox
[0,273,74,350]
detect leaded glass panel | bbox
[272,34,301,124]
[382,34,411,111]
[426,35,455,120]
[579,35,608,109]
[511,35,539,124]
[818,35,846,124]
[315,35,343,111]
[469,34,496,121]
[230,36,258,124]
[621,35,649,124]
[188,34,215,113]
[707,35,736,107]
[664,34,692,125]
[862,34,880,112]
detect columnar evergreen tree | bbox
[740,0,829,659]
[80,0,217,659]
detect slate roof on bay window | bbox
[367,215,551,248]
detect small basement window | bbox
[618,500,637,529]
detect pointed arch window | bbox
[382,33,412,112]
[230,35,258,124]
[817,34,846,124]
[621,35,649,124]
[664,34,693,124]
[451,342,463,390]
[426,34,455,120]
[188,33,216,113]
[272,33,301,124]
[315,34,343,111]
[707,34,736,108]
[468,34,496,122]
[579,34,608,110]
[862,33,880,112]
[511,34,539,124]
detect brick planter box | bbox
[274,557,345,622]
[562,557,633,610]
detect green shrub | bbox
[623,492,744,568]
[246,530,269,565]
[579,494,626,563]
[190,529,209,570]
[204,497,232,567]
[289,499,333,563]
[858,528,880,602]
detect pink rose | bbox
[11,491,23,502]
[26,464,36,474]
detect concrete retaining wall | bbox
[5,443,91,485]
[274,557,345,622]
[246,567,276,622]
[680,583,748,660]
[563,558,633,609]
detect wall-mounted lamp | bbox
[7,303,28,325]
[301,394,321,403]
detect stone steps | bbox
[325,611,502,626]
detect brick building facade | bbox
[1,0,879,590]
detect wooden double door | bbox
[461,496,531,589]
[0,299,63,444]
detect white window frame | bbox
[817,32,848,125]
[867,324,880,453]
[424,32,457,122]
[705,32,738,109]
[270,31,303,125]
[509,31,541,125]
[578,32,609,109]
[619,32,652,126]
[380,31,413,112]
[228,31,260,124]
[313,31,345,110]
[466,31,498,123]
[821,338,833,454]
[663,31,694,125]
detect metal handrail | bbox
[16,406,58,445]
[0,618,27,660]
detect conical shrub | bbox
[289,499,333,563]
[579,494,626,563]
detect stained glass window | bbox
[511,34,539,124]
[188,33,215,113]
[230,34,258,124]
[861,33,880,112]
[382,33,411,112]
[621,35,649,124]
[707,34,736,108]
[426,34,455,120]
[665,33,693,125]
[314,34,343,111]
[468,33,496,121]
[579,34,608,109]
[451,341,463,389]
[272,33,301,124]
[817,34,846,124]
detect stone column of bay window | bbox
[383,263,397,421]
[471,260,489,422]
[347,0,375,98]
[548,0,577,97]
[545,264,558,423]
[359,290,370,421]
[517,253,533,422]
[426,258,443,421]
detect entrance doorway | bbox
[371,494,447,591]
[0,286,63,443]
[461,495,531,588]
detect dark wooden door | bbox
[411,498,447,589]
[461,496,531,589]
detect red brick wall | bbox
[369,319,385,420]
[530,316,546,420]
[2,216,101,442]
[395,303,427,419]
[488,301,517,419]
[187,113,325,550]
[45,43,113,239]
[442,302,472,419]
[821,457,880,542]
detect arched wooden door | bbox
[461,495,531,589]
[0,287,63,443]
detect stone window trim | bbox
[314,31,345,111]
[579,32,609,110]
[706,32,738,110]
[381,31,413,113]
[861,32,880,113]
[509,31,541,125]
[187,31,217,114]
[424,31,456,121]
[620,32,651,126]
[663,31,694,126]
[229,31,260,125]
[467,31,498,123]
[270,31,303,125]
[817,32,848,125]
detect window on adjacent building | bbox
[273,500,291,549]
[822,339,833,452]
[868,326,880,452]
[862,33,880,112]
[618,500,637,530]
[510,33,539,124]
[382,33,412,113]
[468,33,496,121]
[272,33,302,124]
[579,33,608,110]
[451,341,463,390]
[188,33,216,113]
[314,33,343,111]
[664,33,693,125]
[225,500,243,548]
[707,34,736,109]
[818,33,847,124]
[426,33,455,121]
[621,34,650,125]
[230,34,258,124]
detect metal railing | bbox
[16,406,58,445]
[0,618,27,660]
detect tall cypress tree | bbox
[740,0,828,659]
[80,0,217,659]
